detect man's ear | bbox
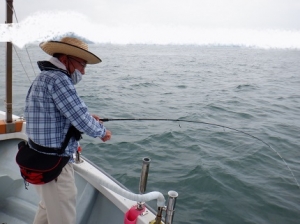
[58,54,71,74]
[59,54,68,66]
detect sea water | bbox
[0,43,299,224]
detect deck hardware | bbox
[137,157,151,210]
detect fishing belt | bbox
[16,125,82,187]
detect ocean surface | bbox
[0,43,300,224]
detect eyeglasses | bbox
[69,56,87,68]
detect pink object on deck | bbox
[124,205,146,224]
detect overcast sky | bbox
[1,0,300,48]
[3,0,300,30]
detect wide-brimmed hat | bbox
[39,37,101,64]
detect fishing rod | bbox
[100,118,300,189]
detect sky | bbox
[1,0,300,48]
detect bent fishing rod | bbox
[100,118,299,189]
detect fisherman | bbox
[24,36,112,224]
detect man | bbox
[24,36,112,224]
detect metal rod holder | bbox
[139,157,151,194]
[75,150,81,163]
[137,157,151,210]
[165,191,178,224]
[75,144,83,163]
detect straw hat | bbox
[40,37,101,64]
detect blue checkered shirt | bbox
[24,61,106,162]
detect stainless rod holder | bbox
[75,150,81,163]
[137,157,151,210]
[165,191,178,224]
[75,144,83,163]
[139,157,151,194]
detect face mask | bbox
[71,69,82,85]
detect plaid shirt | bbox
[24,61,106,162]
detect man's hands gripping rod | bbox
[92,115,112,142]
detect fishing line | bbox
[100,118,300,189]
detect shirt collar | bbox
[49,57,67,71]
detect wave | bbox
[1,11,300,49]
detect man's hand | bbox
[92,114,111,141]
[92,114,102,123]
[101,130,112,142]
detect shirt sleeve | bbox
[51,75,106,138]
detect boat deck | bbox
[0,138,127,224]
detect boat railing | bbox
[75,154,178,224]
